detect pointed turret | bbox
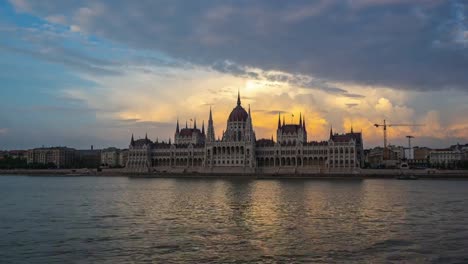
[351,125,354,134]
[185,120,188,129]
[330,126,333,139]
[202,120,205,134]
[130,134,135,146]
[145,133,148,141]
[237,89,241,106]
[194,118,197,129]
[282,116,285,126]
[176,118,180,133]
[207,106,216,142]
[299,112,302,126]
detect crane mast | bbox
[374,120,423,160]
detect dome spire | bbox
[237,89,241,106]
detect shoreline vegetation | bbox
[0,168,467,179]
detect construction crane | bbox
[374,120,423,160]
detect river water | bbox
[1,176,468,263]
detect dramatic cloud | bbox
[1,0,468,149]
[8,0,468,92]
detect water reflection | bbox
[1,176,468,263]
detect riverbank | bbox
[1,168,468,178]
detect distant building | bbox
[119,149,129,167]
[101,147,121,167]
[407,147,431,168]
[6,150,27,159]
[0,150,27,160]
[367,147,384,168]
[126,92,364,173]
[101,148,128,167]
[76,147,101,168]
[429,144,467,168]
[366,145,405,168]
[27,147,76,168]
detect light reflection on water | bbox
[1,176,468,263]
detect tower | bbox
[206,106,216,143]
[176,118,180,134]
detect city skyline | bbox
[1,0,468,150]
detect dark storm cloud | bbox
[10,0,468,91]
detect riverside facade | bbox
[126,93,363,174]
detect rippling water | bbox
[1,176,468,263]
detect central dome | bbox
[228,105,248,122]
[228,91,248,122]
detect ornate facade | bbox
[126,93,363,174]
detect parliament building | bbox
[126,93,363,174]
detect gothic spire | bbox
[202,120,205,134]
[194,118,197,129]
[209,106,213,121]
[351,124,354,134]
[185,120,188,129]
[299,112,302,126]
[207,106,215,142]
[330,126,333,139]
[237,89,241,106]
[282,115,285,126]
[145,133,148,141]
[176,118,180,133]
[130,134,135,146]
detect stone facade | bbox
[27,147,76,168]
[429,148,464,166]
[126,93,363,174]
[101,147,122,167]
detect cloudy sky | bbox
[0,0,467,150]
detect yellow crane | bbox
[374,120,423,160]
